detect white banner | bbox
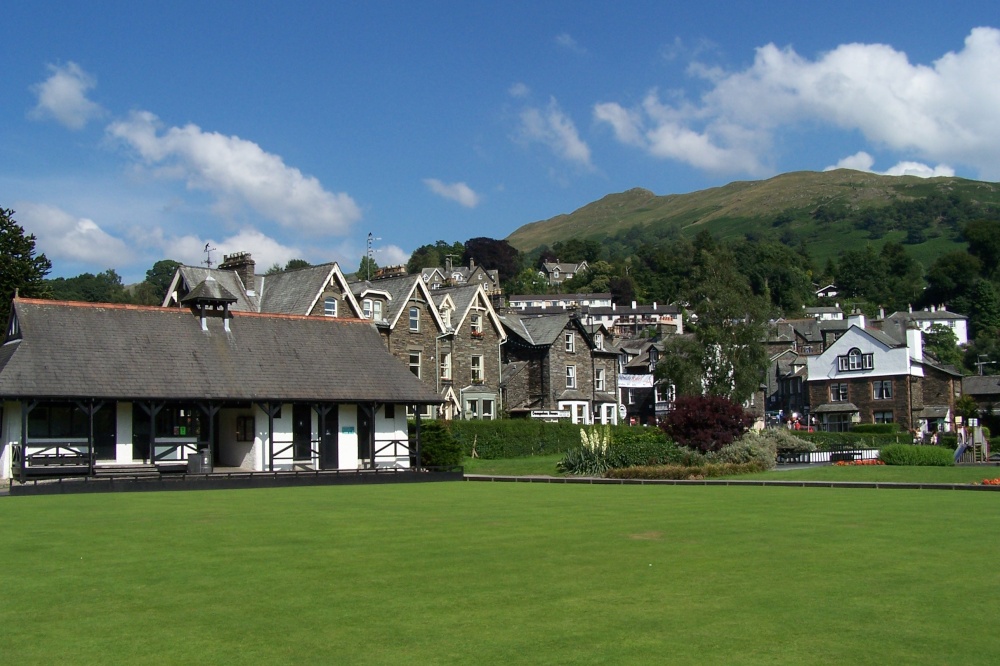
[617,374,654,388]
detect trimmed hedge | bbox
[795,431,905,450]
[879,444,955,466]
[450,420,672,459]
[606,461,769,480]
[450,420,584,458]
[851,423,899,434]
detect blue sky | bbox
[3,1,998,282]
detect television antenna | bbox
[367,232,381,280]
[203,243,217,269]
[976,355,996,376]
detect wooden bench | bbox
[22,454,93,478]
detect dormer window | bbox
[594,332,603,350]
[6,313,19,340]
[442,307,452,328]
[323,297,337,317]
[838,347,873,372]
[363,299,373,319]
[471,312,483,336]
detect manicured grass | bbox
[740,465,1000,484]
[4,484,1000,663]
[463,453,565,476]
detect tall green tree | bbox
[48,269,129,303]
[1,208,52,322]
[657,245,773,403]
[133,259,182,305]
[357,255,379,280]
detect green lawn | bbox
[741,465,1000,484]
[463,453,565,476]
[3,483,1000,664]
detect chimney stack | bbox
[219,252,256,294]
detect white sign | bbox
[618,374,654,388]
[531,410,571,419]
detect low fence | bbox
[777,448,881,465]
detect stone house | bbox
[500,312,619,424]
[350,274,447,418]
[805,314,962,433]
[431,284,506,419]
[163,252,364,319]
[539,261,588,286]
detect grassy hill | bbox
[506,169,1000,268]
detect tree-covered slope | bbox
[506,170,1000,268]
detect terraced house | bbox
[500,312,619,424]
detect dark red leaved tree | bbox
[660,395,754,453]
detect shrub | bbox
[558,426,682,475]
[660,395,754,453]
[415,420,463,467]
[760,427,817,453]
[879,444,955,466]
[606,461,769,480]
[707,431,778,469]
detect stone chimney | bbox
[445,255,453,273]
[847,308,866,329]
[219,252,256,295]
[469,257,475,270]
[906,322,923,363]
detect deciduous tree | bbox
[0,208,51,322]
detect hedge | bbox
[879,444,955,466]
[449,420,671,459]
[850,423,899,434]
[795,431,906,450]
[606,461,769,480]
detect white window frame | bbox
[409,352,421,379]
[471,355,483,382]
[324,297,337,317]
[831,383,848,402]
[470,312,483,335]
[566,365,576,389]
[372,299,383,321]
[565,332,575,353]
[595,368,605,392]
[409,306,420,332]
[362,298,373,319]
[482,399,494,420]
[440,352,452,380]
[594,332,603,350]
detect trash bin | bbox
[187,448,213,474]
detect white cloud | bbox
[29,62,104,130]
[423,178,480,208]
[508,82,530,98]
[518,98,593,168]
[596,27,1000,179]
[825,151,955,178]
[378,244,409,267]
[156,228,303,271]
[107,110,362,235]
[555,33,586,55]
[15,201,133,264]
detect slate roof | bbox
[0,299,442,404]
[256,264,339,314]
[351,274,427,329]
[499,312,570,346]
[176,267,259,312]
[963,375,1000,397]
